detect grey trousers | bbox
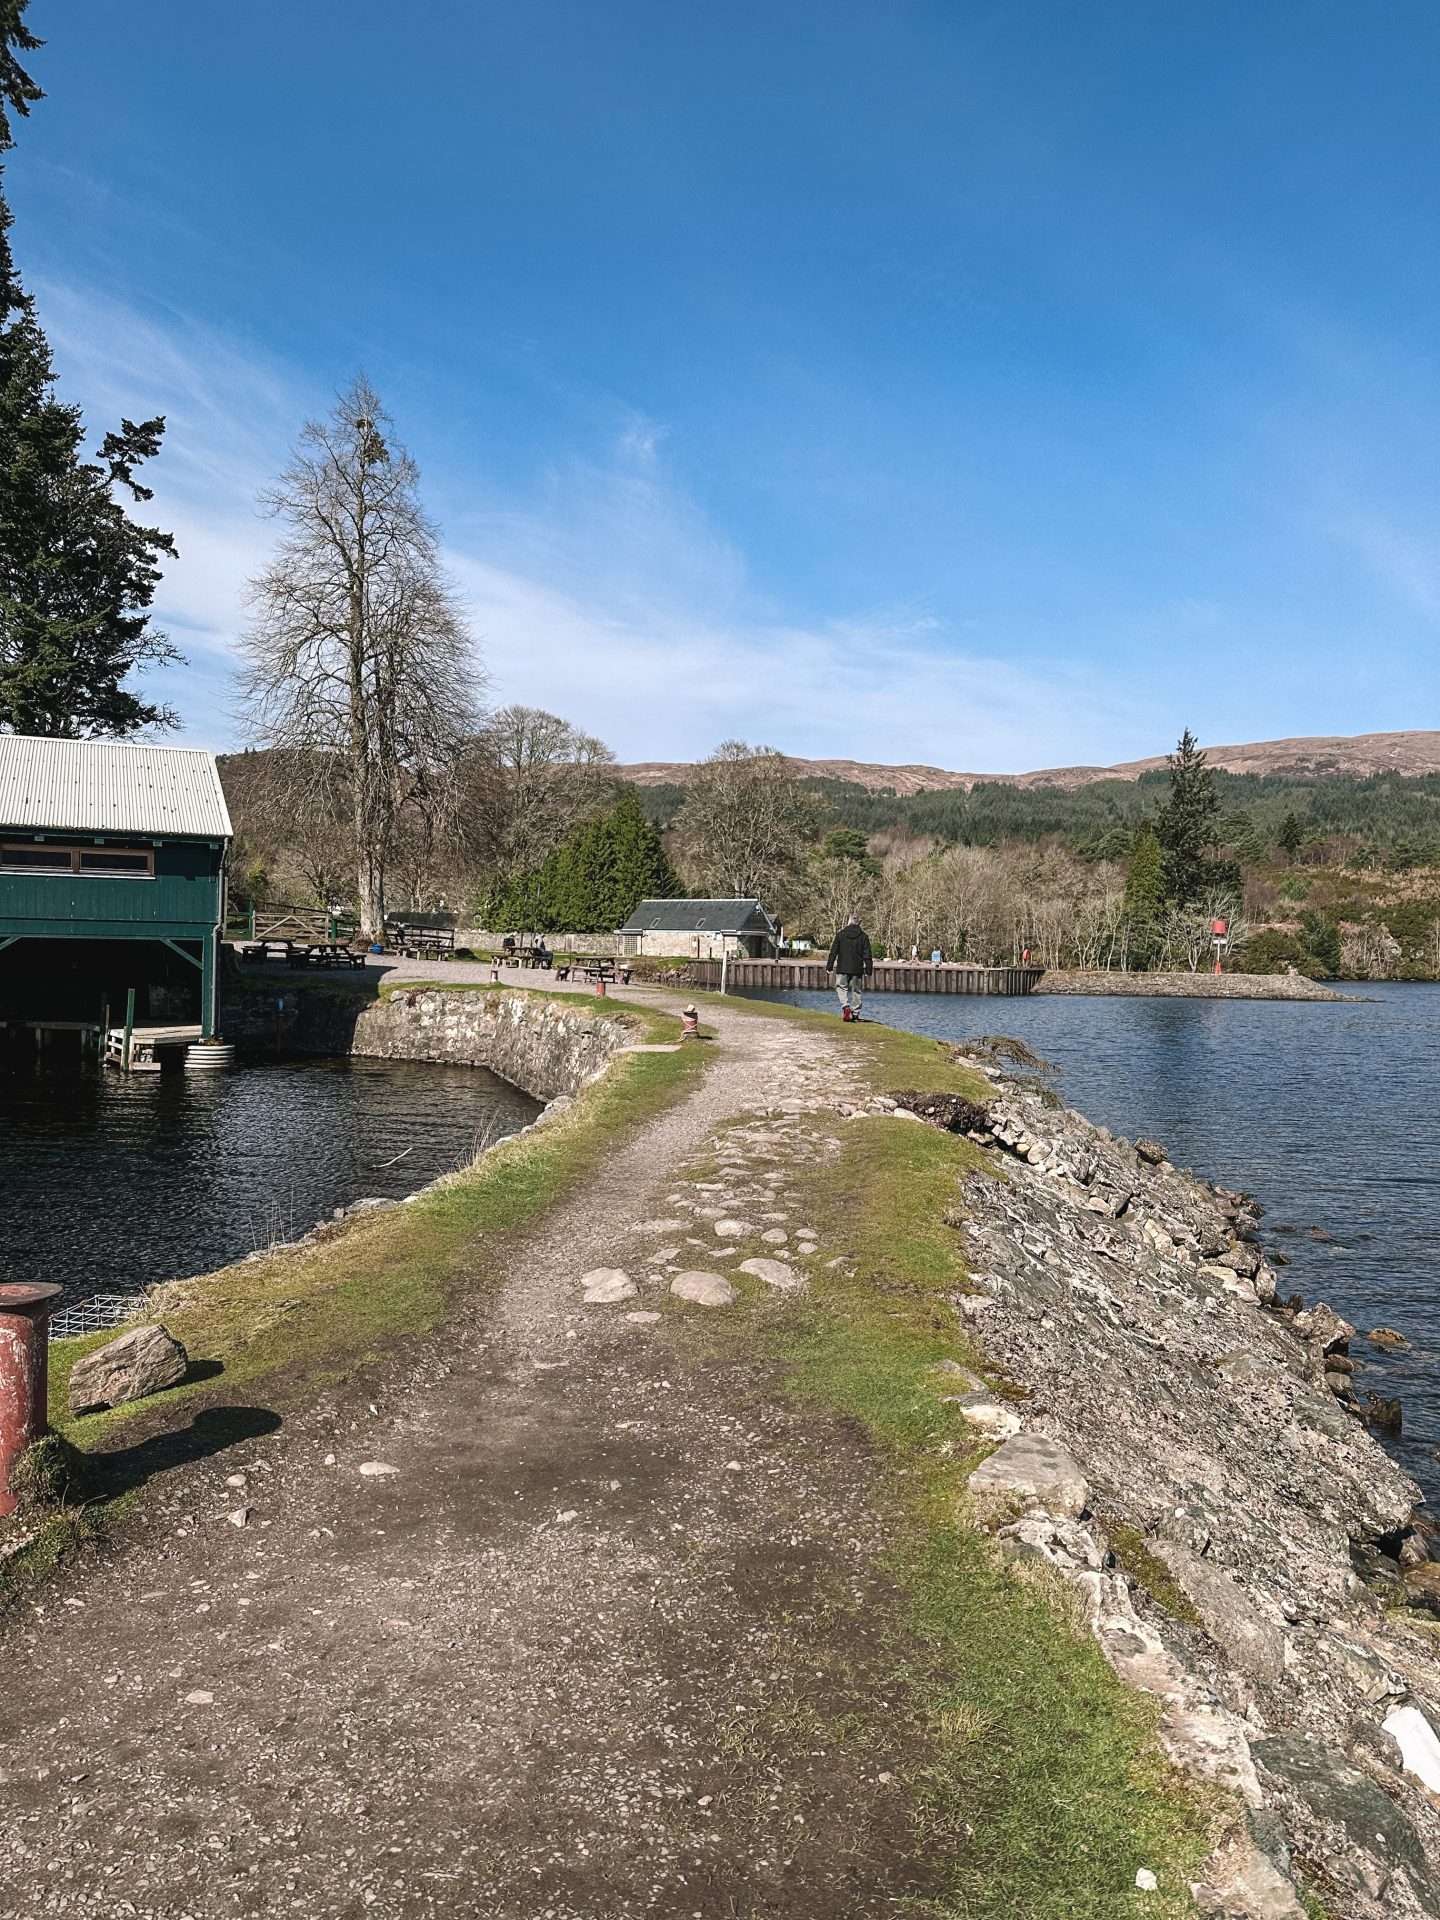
[834,972,864,1012]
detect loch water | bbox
[747,980,1440,1501]
[0,1054,540,1312]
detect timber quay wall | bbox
[685,960,1044,995]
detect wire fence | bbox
[48,1293,145,1342]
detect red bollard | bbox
[0,1282,63,1518]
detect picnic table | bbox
[554,957,632,986]
[239,937,366,970]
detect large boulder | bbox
[68,1323,188,1416]
[967,1434,1088,1525]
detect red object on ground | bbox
[0,1282,63,1518]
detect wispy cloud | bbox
[36,280,1140,769]
[1329,513,1440,621]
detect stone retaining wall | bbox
[350,988,635,1101]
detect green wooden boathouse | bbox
[0,736,232,1039]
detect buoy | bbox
[185,1041,235,1072]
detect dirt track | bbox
[0,998,952,1919]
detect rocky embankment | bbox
[1034,969,1346,1000]
[936,1054,1439,1917]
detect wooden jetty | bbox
[105,1022,203,1073]
[0,1017,101,1057]
[686,960,1044,995]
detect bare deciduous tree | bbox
[672,742,822,909]
[237,375,483,935]
[480,704,618,873]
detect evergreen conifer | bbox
[1155,729,1223,906]
[481,789,681,933]
[1123,822,1165,915]
[0,4,179,736]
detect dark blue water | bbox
[747,982,1440,1498]
[0,1055,540,1310]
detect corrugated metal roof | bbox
[619,897,774,935]
[0,736,233,838]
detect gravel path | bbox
[0,997,951,1919]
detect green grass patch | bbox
[49,1038,700,1445]
[6,1003,707,1594]
[674,1025,1213,1916]
[1099,1519,1203,1628]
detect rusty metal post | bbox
[0,1282,63,1518]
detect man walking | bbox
[827,912,874,1021]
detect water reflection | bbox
[1,1054,540,1307]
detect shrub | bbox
[1235,929,1310,975]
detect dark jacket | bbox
[827,922,873,975]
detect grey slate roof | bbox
[620,897,775,935]
[0,736,233,839]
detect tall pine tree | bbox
[0,4,180,736]
[1154,729,1223,907]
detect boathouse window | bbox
[1,842,155,877]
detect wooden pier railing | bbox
[683,960,1044,995]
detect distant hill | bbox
[621,731,1440,796]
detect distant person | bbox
[533,940,551,969]
[827,913,874,1022]
[1022,946,1032,966]
[502,933,517,957]
[930,946,943,966]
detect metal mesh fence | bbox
[48,1294,144,1341]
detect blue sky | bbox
[12,0,1439,768]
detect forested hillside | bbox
[638,768,1440,865]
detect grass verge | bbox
[675,1018,1214,1917]
[2,992,706,1597]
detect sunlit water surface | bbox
[744,980,1440,1501]
[1,1055,539,1308]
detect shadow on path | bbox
[87,1403,283,1497]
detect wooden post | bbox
[201,931,216,1039]
[99,995,109,1061]
[122,987,135,1073]
[720,948,729,996]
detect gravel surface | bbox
[0,998,956,1919]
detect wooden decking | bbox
[105,1022,203,1072]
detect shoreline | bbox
[944,1037,1440,1911]
[1033,968,1348,999]
[8,983,1440,1913]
